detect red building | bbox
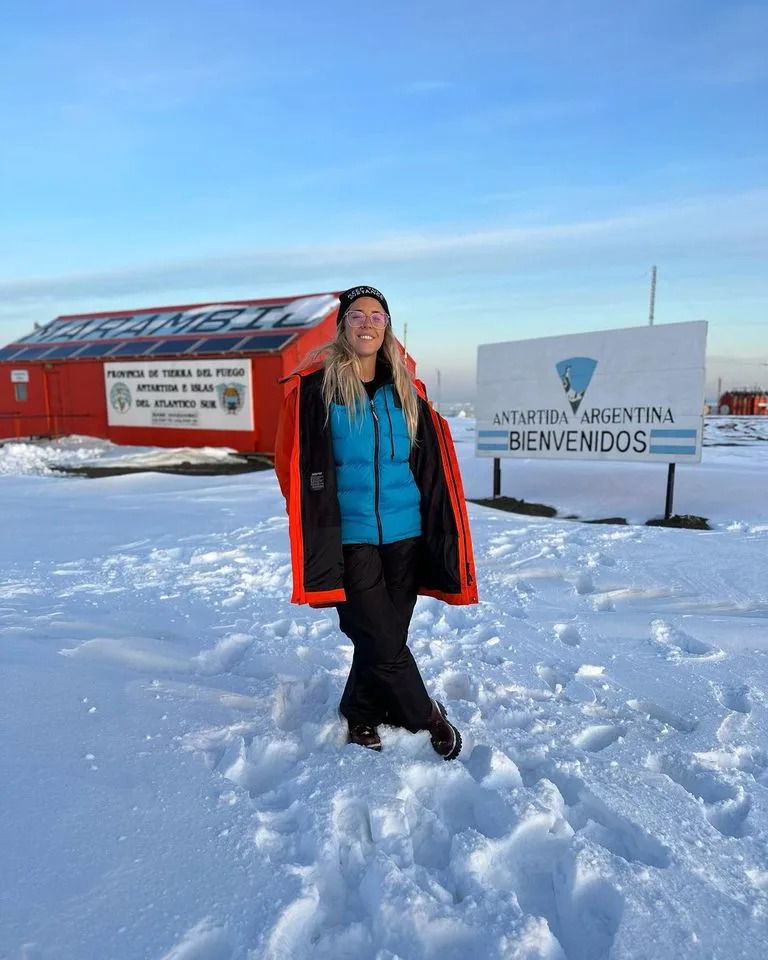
[0,293,344,455]
[719,389,768,416]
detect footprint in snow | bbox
[716,710,752,747]
[331,791,375,852]
[554,622,581,647]
[272,673,335,731]
[536,663,571,694]
[463,622,505,644]
[650,618,723,661]
[254,800,316,865]
[456,809,626,960]
[626,697,697,734]
[398,760,517,841]
[574,571,595,595]
[536,663,598,704]
[527,766,671,870]
[263,617,302,639]
[649,754,752,839]
[464,743,524,790]
[223,735,304,799]
[438,669,480,704]
[714,683,753,715]
[572,724,627,753]
[695,746,768,782]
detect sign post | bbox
[493,457,501,497]
[665,463,676,519]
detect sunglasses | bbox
[344,309,390,328]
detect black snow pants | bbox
[337,537,433,732]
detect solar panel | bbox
[185,335,248,354]
[0,331,295,363]
[7,345,55,361]
[39,343,88,360]
[108,340,158,357]
[236,333,293,353]
[76,341,123,358]
[147,337,204,356]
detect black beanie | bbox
[337,285,390,325]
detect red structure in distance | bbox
[0,293,347,455]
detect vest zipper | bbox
[370,398,384,544]
[383,389,395,459]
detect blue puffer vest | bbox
[330,384,422,545]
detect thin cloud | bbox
[0,189,765,312]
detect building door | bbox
[45,369,65,436]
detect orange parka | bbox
[275,362,477,608]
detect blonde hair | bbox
[305,323,419,442]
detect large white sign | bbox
[476,321,707,463]
[104,359,253,432]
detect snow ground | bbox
[0,435,243,477]
[1,419,767,960]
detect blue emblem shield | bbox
[555,357,597,413]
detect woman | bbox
[275,285,477,759]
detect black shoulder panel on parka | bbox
[298,371,345,593]
[410,396,461,594]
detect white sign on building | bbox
[104,360,254,432]
[476,321,707,463]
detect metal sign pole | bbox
[493,457,501,497]
[649,265,673,517]
[664,463,676,519]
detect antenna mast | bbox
[649,265,657,325]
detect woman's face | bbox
[342,296,389,360]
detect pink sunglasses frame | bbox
[343,309,390,328]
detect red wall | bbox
[0,313,340,454]
[0,365,46,439]
[719,392,768,416]
[0,360,108,441]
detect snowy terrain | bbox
[0,435,244,477]
[1,418,767,960]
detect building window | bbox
[14,383,28,402]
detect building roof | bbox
[0,293,339,363]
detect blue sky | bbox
[1,0,766,398]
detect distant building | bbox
[718,389,768,416]
[0,293,356,454]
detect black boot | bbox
[347,722,382,751]
[427,699,462,760]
